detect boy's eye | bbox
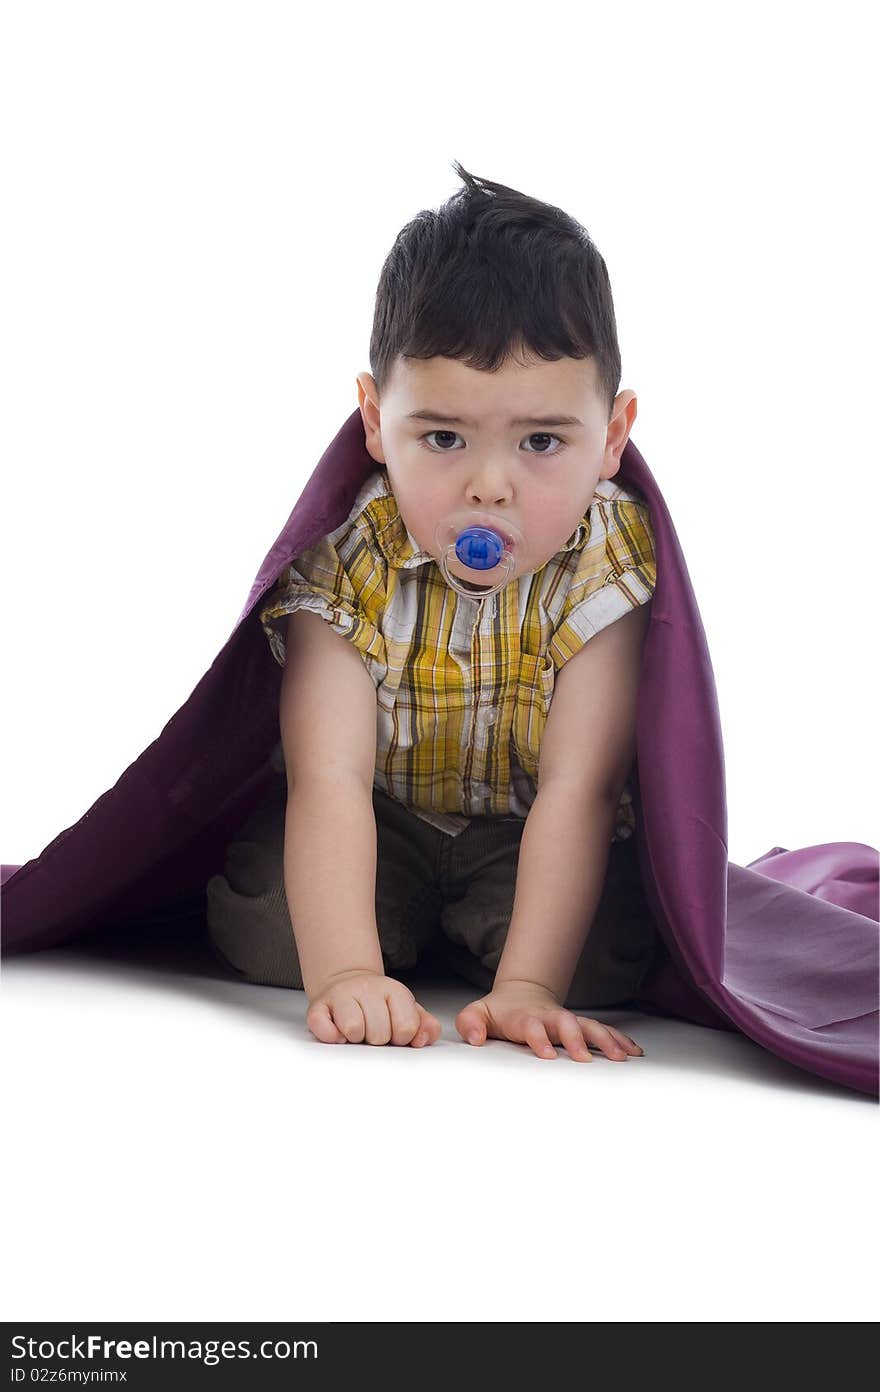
[423,430,462,451]
[420,430,566,455]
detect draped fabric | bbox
[3,410,877,1096]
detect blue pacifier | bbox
[455,526,505,571]
[433,512,526,601]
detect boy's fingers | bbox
[604,1024,644,1055]
[409,1007,442,1047]
[333,996,367,1044]
[556,1012,593,1062]
[577,1017,628,1060]
[524,1018,557,1059]
[388,994,423,1046]
[409,1014,435,1048]
[454,1005,487,1045]
[307,1002,347,1044]
[357,992,396,1045]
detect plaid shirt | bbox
[259,469,656,842]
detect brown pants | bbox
[205,775,662,1011]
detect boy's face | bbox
[356,353,637,586]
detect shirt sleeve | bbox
[548,494,657,668]
[257,529,388,686]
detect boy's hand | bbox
[306,970,442,1048]
[454,979,644,1062]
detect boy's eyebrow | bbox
[405,409,585,428]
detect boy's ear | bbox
[601,390,637,479]
[356,373,385,465]
[356,371,375,411]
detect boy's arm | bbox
[493,784,621,1002]
[494,601,651,1002]
[279,609,384,999]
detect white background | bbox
[2,0,877,1327]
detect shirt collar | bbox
[372,501,436,571]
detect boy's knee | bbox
[205,871,305,990]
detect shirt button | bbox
[484,707,497,725]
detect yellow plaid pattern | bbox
[259,470,656,842]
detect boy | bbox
[206,162,661,1063]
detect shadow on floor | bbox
[14,886,867,1101]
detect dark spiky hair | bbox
[369,160,622,420]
